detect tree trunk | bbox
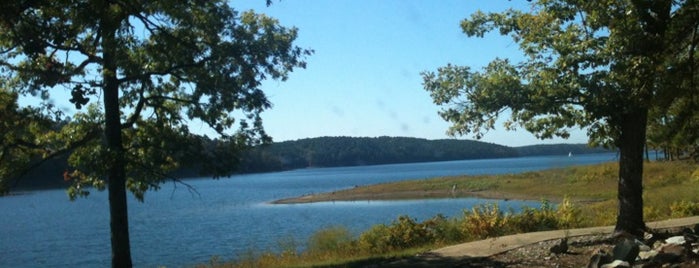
[102,21,133,268]
[654,150,658,161]
[614,108,648,237]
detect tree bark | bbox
[614,108,648,237]
[102,20,133,268]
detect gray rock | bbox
[613,237,640,264]
[661,243,685,256]
[665,236,686,245]
[660,243,685,255]
[652,240,664,249]
[650,243,685,264]
[636,239,651,252]
[588,249,612,268]
[644,232,654,241]
[550,238,568,254]
[637,249,658,260]
[600,260,630,268]
[682,227,694,235]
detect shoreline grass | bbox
[202,161,699,268]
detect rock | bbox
[588,249,612,268]
[660,243,686,255]
[638,249,658,261]
[660,244,687,256]
[665,236,686,245]
[613,237,640,264]
[653,253,682,264]
[652,240,665,249]
[550,238,568,254]
[685,233,699,244]
[636,239,651,252]
[652,243,685,264]
[600,260,630,268]
[644,232,654,241]
[682,227,694,235]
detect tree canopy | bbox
[0,88,57,193]
[0,1,311,266]
[0,1,311,196]
[423,0,698,237]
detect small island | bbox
[271,187,535,204]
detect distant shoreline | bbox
[268,162,625,205]
[270,188,541,204]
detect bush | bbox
[358,214,459,254]
[462,198,583,238]
[461,203,509,239]
[358,223,392,254]
[387,216,432,249]
[555,197,583,229]
[509,200,558,233]
[670,200,699,217]
[306,226,355,255]
[422,214,465,245]
[644,205,666,221]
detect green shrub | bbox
[555,196,583,229]
[510,201,558,233]
[461,203,509,239]
[670,200,699,217]
[358,223,392,254]
[644,205,666,221]
[422,214,465,245]
[388,216,432,249]
[463,198,582,238]
[306,226,354,254]
[358,215,456,254]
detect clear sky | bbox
[227,0,589,147]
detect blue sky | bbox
[229,0,589,146]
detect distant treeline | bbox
[236,136,611,173]
[514,143,612,157]
[12,136,610,191]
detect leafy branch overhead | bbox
[0,1,312,199]
[423,1,698,147]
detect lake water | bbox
[0,153,617,267]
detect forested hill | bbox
[237,136,607,173]
[12,136,609,190]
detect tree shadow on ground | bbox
[316,253,515,268]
